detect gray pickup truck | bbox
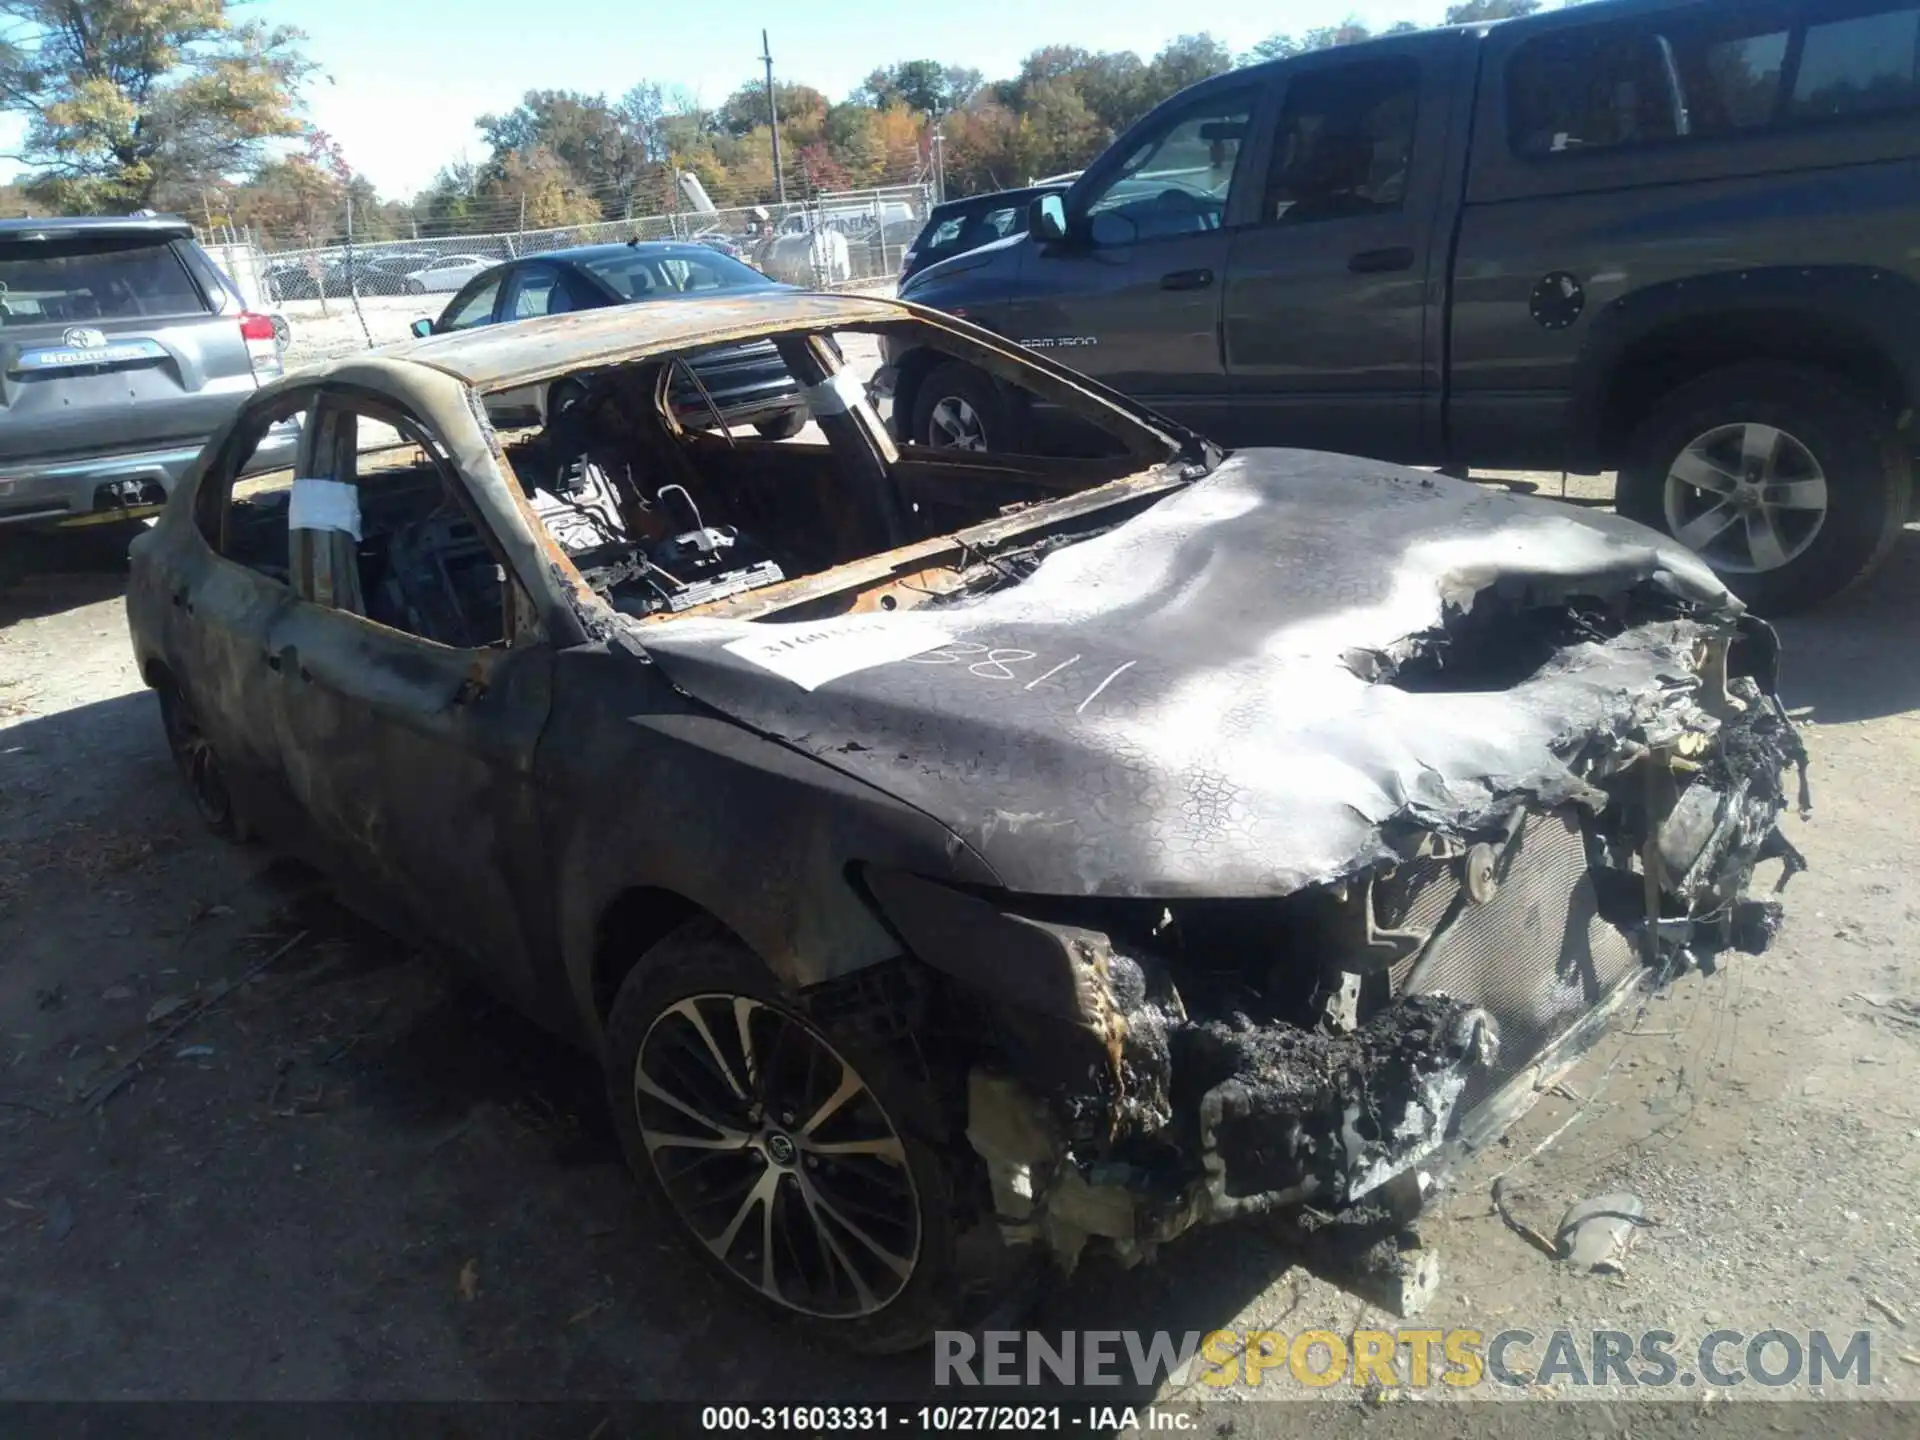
[885,0,1920,611]
[1,215,294,529]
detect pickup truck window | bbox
[1264,57,1420,224]
[1509,2,1920,158]
[1081,93,1253,246]
[1792,5,1920,119]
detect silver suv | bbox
[0,215,295,528]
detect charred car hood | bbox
[635,453,1743,898]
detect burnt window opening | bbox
[215,391,526,651]
[502,322,1174,625]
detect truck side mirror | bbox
[410,318,433,338]
[1030,193,1068,242]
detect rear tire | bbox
[156,682,237,838]
[754,410,808,441]
[603,919,976,1353]
[1617,363,1910,614]
[910,362,1011,453]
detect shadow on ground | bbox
[1,694,1293,1407]
[1769,528,1920,725]
[0,525,137,627]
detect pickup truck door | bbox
[1221,40,1459,460]
[1007,86,1261,434]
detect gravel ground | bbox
[2,451,1916,1425]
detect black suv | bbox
[885,0,1920,611]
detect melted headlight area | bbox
[863,618,1807,1277]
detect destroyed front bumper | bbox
[864,660,1807,1270]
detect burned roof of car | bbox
[388,291,908,393]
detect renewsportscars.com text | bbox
[934,1328,1875,1391]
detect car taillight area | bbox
[239,311,281,381]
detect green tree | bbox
[1142,32,1234,105]
[477,90,648,218]
[1445,0,1543,22]
[0,0,312,213]
[411,159,485,236]
[1244,19,1383,65]
[857,59,947,113]
[480,144,602,230]
[1070,52,1148,132]
[716,80,826,139]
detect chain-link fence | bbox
[229,184,932,305]
[210,184,933,366]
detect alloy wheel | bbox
[927,395,988,451]
[633,994,920,1318]
[1663,422,1828,574]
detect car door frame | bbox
[1216,33,1465,459]
[159,387,320,852]
[259,382,561,1005]
[486,261,587,425]
[1010,78,1273,427]
[433,267,510,336]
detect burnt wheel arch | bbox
[591,885,704,1023]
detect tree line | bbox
[0,1,1551,248]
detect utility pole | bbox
[762,29,786,205]
[927,119,947,205]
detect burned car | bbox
[125,292,1807,1352]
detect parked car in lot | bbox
[412,242,810,438]
[402,252,498,294]
[262,260,320,303]
[898,184,1069,285]
[263,253,414,301]
[0,215,294,527]
[320,255,413,297]
[127,289,1803,1349]
[888,0,1920,612]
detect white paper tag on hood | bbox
[722,614,952,691]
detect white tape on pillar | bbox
[287,478,362,540]
[799,367,867,418]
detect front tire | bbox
[603,920,972,1353]
[910,362,1011,452]
[1617,363,1911,614]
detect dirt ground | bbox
[3,490,1918,1421]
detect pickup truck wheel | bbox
[911,363,1009,453]
[754,410,808,441]
[1618,364,1910,613]
[603,919,973,1353]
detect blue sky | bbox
[3,0,1456,199]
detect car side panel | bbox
[536,646,1001,1050]
[1450,154,1920,470]
[126,473,317,847]
[1448,3,1920,469]
[263,603,557,1008]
